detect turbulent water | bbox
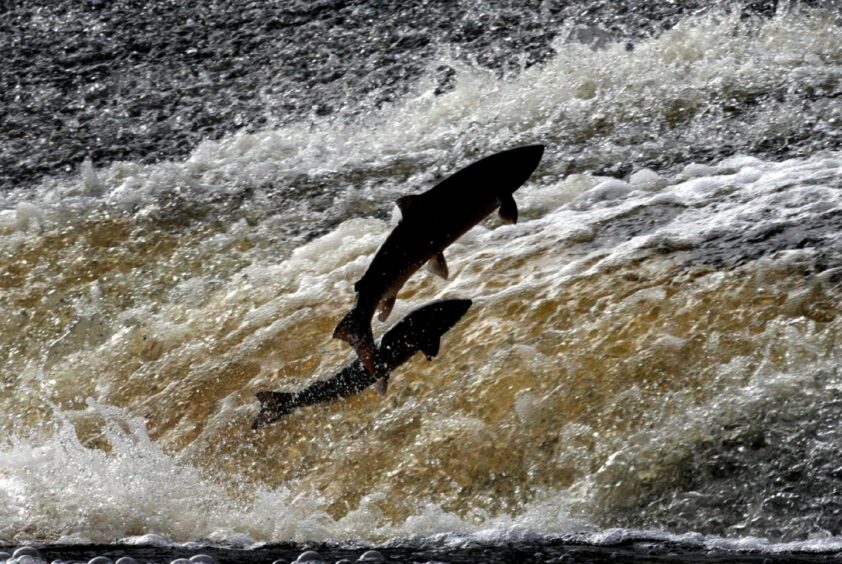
[2,0,842,557]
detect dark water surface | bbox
[3,540,842,564]
[1,0,836,190]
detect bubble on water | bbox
[571,178,631,209]
[11,548,41,560]
[357,550,385,561]
[678,162,719,179]
[88,557,113,564]
[628,168,664,191]
[295,551,324,563]
[122,533,171,546]
[188,555,216,564]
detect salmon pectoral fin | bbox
[499,193,518,224]
[373,376,389,396]
[377,296,396,322]
[427,252,449,279]
[334,308,361,342]
[420,336,441,360]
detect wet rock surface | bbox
[2,0,829,190]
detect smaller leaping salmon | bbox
[253,299,472,429]
[334,144,544,376]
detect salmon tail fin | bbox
[333,308,377,376]
[252,391,296,429]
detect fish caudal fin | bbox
[333,308,377,376]
[499,193,518,224]
[252,391,296,429]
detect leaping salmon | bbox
[253,299,472,429]
[333,144,544,376]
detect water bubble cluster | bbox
[0,548,399,564]
[0,549,224,564]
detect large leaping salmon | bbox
[253,299,472,428]
[333,144,544,376]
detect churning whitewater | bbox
[1,2,842,557]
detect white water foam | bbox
[2,149,842,548]
[4,396,840,554]
[4,395,841,556]
[1,8,840,231]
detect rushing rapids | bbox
[1,2,841,557]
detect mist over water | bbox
[1,1,842,554]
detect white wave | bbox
[4,397,840,556]
[3,148,842,546]
[1,8,840,233]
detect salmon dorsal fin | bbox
[427,252,449,279]
[396,194,421,217]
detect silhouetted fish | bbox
[334,145,544,376]
[253,299,472,428]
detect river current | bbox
[1,1,842,559]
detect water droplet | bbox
[295,551,323,563]
[12,548,41,560]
